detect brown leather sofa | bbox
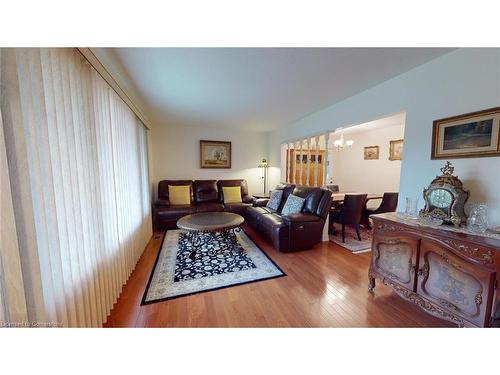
[246,184,332,252]
[154,179,254,230]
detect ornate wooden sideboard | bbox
[369,213,500,327]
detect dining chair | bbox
[330,194,367,243]
[365,192,399,216]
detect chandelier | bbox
[333,134,354,151]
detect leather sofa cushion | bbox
[156,198,170,206]
[224,202,252,215]
[155,204,195,221]
[168,185,191,205]
[259,213,289,246]
[253,198,269,207]
[248,206,276,215]
[282,213,321,223]
[158,180,193,202]
[195,202,224,213]
[292,186,323,214]
[316,189,333,219]
[246,206,274,227]
[193,180,218,203]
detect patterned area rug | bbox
[329,224,372,254]
[142,230,285,304]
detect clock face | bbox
[429,188,453,209]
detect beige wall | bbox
[150,123,269,199]
[330,123,404,198]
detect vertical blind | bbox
[0,48,152,327]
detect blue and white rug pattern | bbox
[142,230,285,304]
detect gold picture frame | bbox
[431,106,500,159]
[364,145,379,160]
[389,139,404,160]
[200,140,232,168]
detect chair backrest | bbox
[217,179,250,203]
[193,180,218,203]
[377,192,399,213]
[340,194,368,224]
[326,184,339,193]
[158,180,193,203]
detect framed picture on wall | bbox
[364,145,379,160]
[200,140,232,168]
[389,139,404,160]
[431,106,500,159]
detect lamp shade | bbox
[258,158,269,168]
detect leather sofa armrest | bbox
[155,198,170,207]
[282,213,321,223]
[242,195,255,204]
[253,198,269,207]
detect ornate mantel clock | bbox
[420,161,469,227]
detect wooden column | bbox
[305,138,311,186]
[313,136,319,187]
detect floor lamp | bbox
[258,158,269,195]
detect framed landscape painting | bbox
[389,139,403,160]
[200,140,232,168]
[364,145,379,160]
[431,107,500,159]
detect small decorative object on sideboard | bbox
[417,214,443,227]
[402,197,419,218]
[420,161,469,227]
[467,203,489,234]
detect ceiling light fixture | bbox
[333,134,354,151]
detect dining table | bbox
[330,192,383,229]
[331,192,383,204]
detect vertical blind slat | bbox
[0,48,152,327]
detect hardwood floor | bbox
[104,225,453,327]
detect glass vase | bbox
[405,197,419,218]
[467,203,489,233]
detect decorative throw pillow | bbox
[222,186,242,203]
[266,190,283,211]
[168,185,191,205]
[281,194,305,216]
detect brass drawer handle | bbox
[417,263,429,278]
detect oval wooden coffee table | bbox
[177,212,245,261]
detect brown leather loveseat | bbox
[154,179,254,230]
[246,184,332,252]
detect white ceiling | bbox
[99,48,453,131]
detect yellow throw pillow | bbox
[168,185,191,205]
[222,186,242,204]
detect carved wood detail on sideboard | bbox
[369,213,500,328]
